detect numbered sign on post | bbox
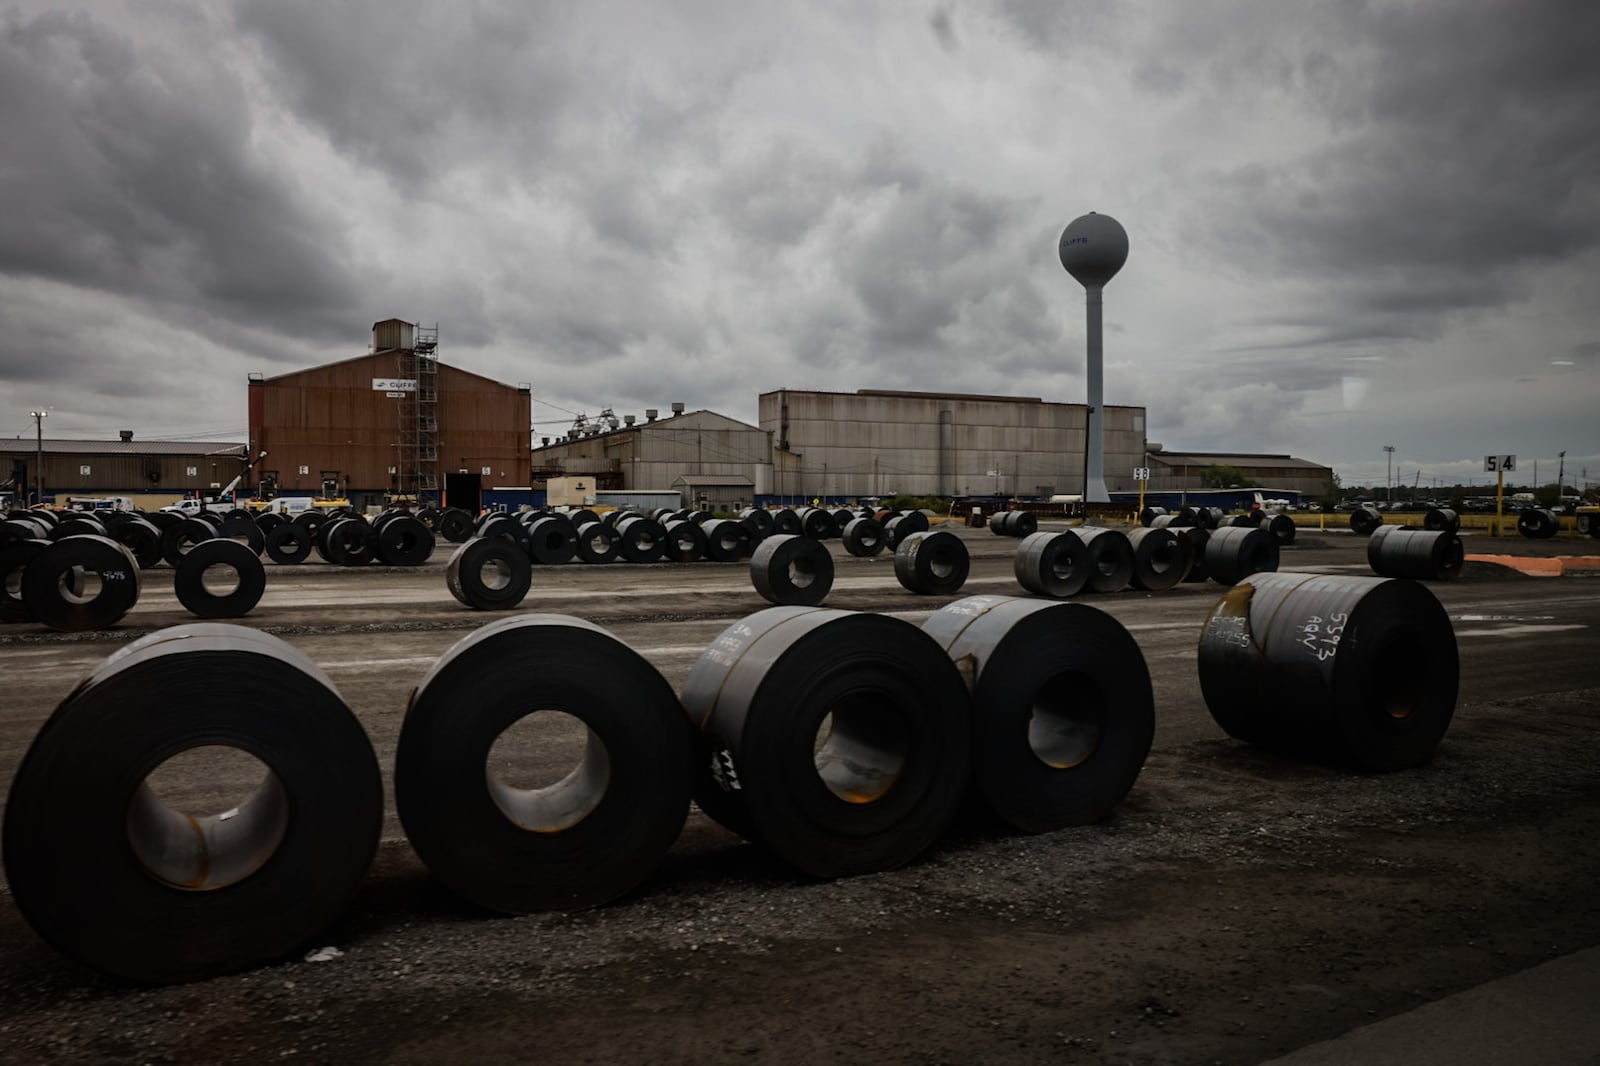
[1483,455,1516,472]
[1133,467,1151,481]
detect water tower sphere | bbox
[1058,212,1129,288]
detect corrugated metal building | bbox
[247,320,531,510]
[758,388,1149,499]
[530,408,773,509]
[0,434,247,507]
[1146,449,1335,497]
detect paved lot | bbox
[1,522,1597,1064]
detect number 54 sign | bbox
[1483,455,1517,473]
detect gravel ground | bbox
[1,522,1597,1064]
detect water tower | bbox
[1059,211,1129,503]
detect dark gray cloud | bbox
[0,7,363,355]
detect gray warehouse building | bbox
[530,407,774,511]
[759,388,1149,499]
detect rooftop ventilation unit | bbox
[645,409,658,422]
[670,402,686,415]
[623,415,636,426]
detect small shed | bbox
[673,473,755,514]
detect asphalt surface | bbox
[1,519,1597,1064]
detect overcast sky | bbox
[3,0,1596,490]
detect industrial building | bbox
[0,433,248,509]
[247,320,531,511]
[1145,448,1335,498]
[758,388,1149,500]
[530,406,774,512]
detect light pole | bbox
[1383,445,1395,503]
[29,409,47,506]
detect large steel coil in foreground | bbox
[1013,529,1089,598]
[1074,527,1134,593]
[1517,507,1559,539]
[893,529,970,595]
[1349,506,1383,536]
[1198,573,1458,770]
[395,615,693,913]
[921,595,1153,832]
[20,535,141,632]
[446,536,532,610]
[1423,507,1460,534]
[1367,526,1464,581]
[1203,525,1280,586]
[174,538,267,618]
[750,534,834,606]
[2,623,383,983]
[1127,526,1192,591]
[680,607,972,878]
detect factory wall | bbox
[0,440,248,506]
[758,388,1148,499]
[530,410,774,497]
[247,351,530,500]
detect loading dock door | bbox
[445,473,482,513]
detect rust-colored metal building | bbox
[247,321,531,510]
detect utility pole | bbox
[1383,445,1395,502]
[29,409,47,506]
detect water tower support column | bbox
[1084,284,1107,502]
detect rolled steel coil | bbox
[1137,506,1166,527]
[264,522,314,565]
[573,521,620,564]
[375,514,436,567]
[1075,527,1134,594]
[1263,512,1297,545]
[477,513,524,546]
[416,506,441,529]
[1127,526,1192,591]
[1013,529,1090,598]
[841,516,886,557]
[1181,527,1212,583]
[394,615,693,913]
[702,518,751,562]
[1203,525,1280,586]
[750,534,833,606]
[893,529,970,596]
[174,539,267,618]
[2,623,383,982]
[1198,572,1458,770]
[601,509,641,529]
[615,516,668,564]
[0,538,50,623]
[663,519,708,563]
[160,518,215,568]
[1517,507,1558,540]
[191,511,223,530]
[524,516,577,566]
[1170,506,1198,527]
[108,515,164,570]
[651,507,678,523]
[53,515,108,540]
[1367,526,1464,581]
[680,607,971,877]
[323,517,377,567]
[291,508,330,540]
[830,508,857,532]
[1227,512,1264,528]
[1348,505,1383,536]
[255,512,287,536]
[990,510,1038,538]
[771,508,802,535]
[217,515,265,557]
[2,517,49,543]
[921,595,1153,832]
[1194,506,1225,530]
[739,507,775,540]
[446,536,532,610]
[16,508,58,530]
[1423,507,1460,534]
[437,507,475,543]
[797,507,837,539]
[21,535,141,632]
[567,508,600,528]
[686,510,714,525]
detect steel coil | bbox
[680,607,971,877]
[771,508,802,535]
[2,623,383,982]
[739,508,775,539]
[1349,505,1383,536]
[663,519,708,563]
[1263,513,1297,545]
[574,521,620,564]
[446,536,532,610]
[921,595,1153,832]
[108,515,164,570]
[1127,526,1192,591]
[1138,506,1166,527]
[0,537,50,623]
[20,535,141,631]
[376,514,436,566]
[1422,507,1460,533]
[394,615,693,913]
[174,538,267,618]
[615,516,668,564]
[1367,526,1464,581]
[524,516,577,565]
[797,507,837,539]
[1013,529,1089,598]
[1194,506,1225,530]
[1197,573,1459,770]
[160,518,215,568]
[218,516,265,557]
[750,534,833,606]
[1181,527,1212,583]
[701,519,751,562]
[1517,508,1558,539]
[1074,527,1134,594]
[264,522,314,565]
[841,516,886,557]
[893,530,970,595]
[1203,525,1279,586]
[323,517,377,566]
[437,508,475,543]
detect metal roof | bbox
[671,473,754,486]
[0,439,247,457]
[1151,452,1331,471]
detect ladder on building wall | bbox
[397,324,440,502]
